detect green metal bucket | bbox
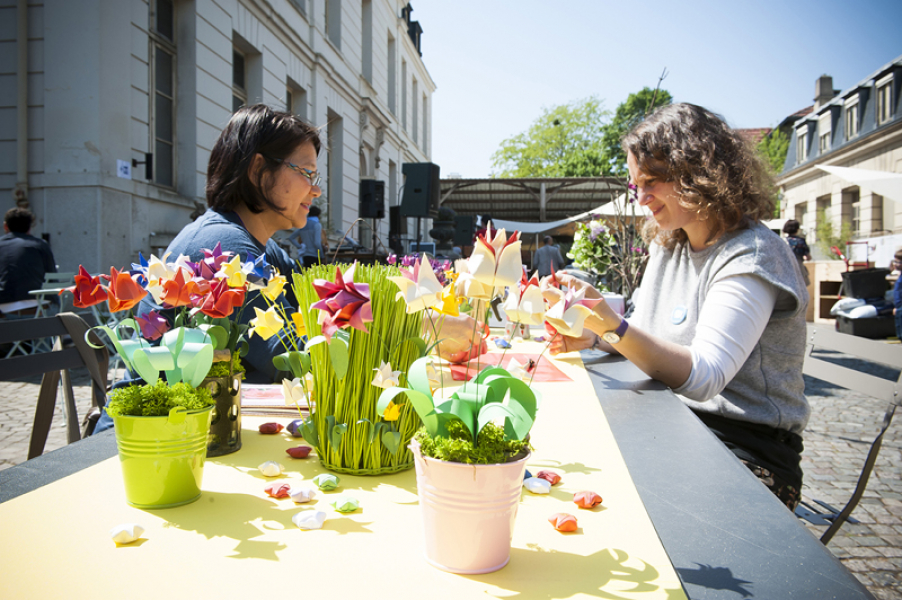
[113,406,214,509]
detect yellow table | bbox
[0,346,686,599]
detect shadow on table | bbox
[675,563,753,598]
[468,545,684,599]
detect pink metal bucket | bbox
[410,439,530,574]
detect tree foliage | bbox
[491,96,609,178]
[599,87,673,177]
[756,127,790,175]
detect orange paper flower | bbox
[548,513,578,532]
[159,269,197,308]
[65,265,108,308]
[104,267,148,312]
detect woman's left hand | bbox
[546,322,597,355]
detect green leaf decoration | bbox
[301,417,319,447]
[376,386,440,436]
[382,430,401,455]
[328,336,349,381]
[331,422,347,449]
[436,397,477,440]
[405,357,435,396]
[237,339,249,357]
[393,336,427,360]
[197,324,229,350]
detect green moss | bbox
[106,380,215,417]
[205,352,245,379]
[415,421,530,465]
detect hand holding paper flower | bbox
[543,286,602,337]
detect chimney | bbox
[814,75,835,109]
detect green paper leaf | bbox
[176,342,215,388]
[331,422,347,449]
[406,357,435,396]
[237,339,249,357]
[376,386,439,436]
[198,324,229,350]
[436,397,476,440]
[382,430,401,455]
[477,403,525,441]
[301,417,319,448]
[328,337,349,381]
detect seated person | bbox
[0,207,57,307]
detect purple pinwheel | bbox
[310,262,373,340]
[135,310,171,341]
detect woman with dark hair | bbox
[782,219,811,285]
[138,104,323,382]
[543,103,810,509]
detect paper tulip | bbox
[501,271,546,326]
[465,223,522,296]
[217,255,248,288]
[193,279,245,318]
[291,311,307,338]
[436,284,460,317]
[310,263,373,340]
[282,377,307,406]
[65,266,108,308]
[135,310,170,341]
[104,267,148,312]
[201,242,231,274]
[382,401,401,421]
[159,268,197,308]
[261,272,287,301]
[371,361,402,389]
[544,286,602,338]
[249,306,284,340]
[388,258,443,313]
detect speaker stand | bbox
[371,217,378,255]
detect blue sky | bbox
[412,0,902,178]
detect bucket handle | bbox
[167,406,188,430]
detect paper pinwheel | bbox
[387,258,444,313]
[501,270,546,326]
[543,286,602,338]
[311,263,373,340]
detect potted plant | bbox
[66,245,288,506]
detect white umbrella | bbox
[817,165,902,202]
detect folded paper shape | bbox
[290,487,318,504]
[536,470,561,486]
[258,461,285,477]
[310,263,373,340]
[265,482,292,498]
[312,473,340,490]
[110,523,144,545]
[248,306,284,340]
[501,271,546,326]
[103,267,148,312]
[286,446,312,459]
[258,423,284,434]
[523,477,552,494]
[292,510,327,530]
[388,258,444,313]
[330,495,360,513]
[544,286,602,338]
[287,419,304,437]
[466,222,522,296]
[573,491,603,509]
[548,513,578,532]
[371,361,402,389]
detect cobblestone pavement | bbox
[0,357,900,598]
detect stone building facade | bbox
[0,0,434,272]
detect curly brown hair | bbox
[622,103,776,249]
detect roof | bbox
[439,177,624,225]
[735,128,772,145]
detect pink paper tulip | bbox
[310,263,372,340]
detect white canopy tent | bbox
[816,165,902,202]
[492,194,650,236]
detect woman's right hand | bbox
[539,272,602,307]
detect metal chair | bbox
[795,324,902,545]
[0,313,109,459]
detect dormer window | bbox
[844,95,860,140]
[818,113,832,153]
[796,123,809,164]
[877,73,894,125]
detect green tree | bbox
[815,208,854,259]
[757,127,790,175]
[599,87,673,177]
[491,96,609,178]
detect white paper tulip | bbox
[282,377,306,406]
[258,461,285,477]
[387,259,443,313]
[371,361,402,388]
[292,510,327,530]
[467,223,523,293]
[544,287,602,338]
[501,280,546,326]
[110,523,145,544]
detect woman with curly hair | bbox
[544,103,810,509]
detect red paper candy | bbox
[259,422,284,434]
[548,513,578,532]
[265,482,292,498]
[536,470,561,485]
[573,491,603,509]
[286,446,312,459]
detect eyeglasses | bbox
[277,159,322,187]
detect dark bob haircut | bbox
[206,104,322,214]
[622,103,775,249]
[782,219,801,235]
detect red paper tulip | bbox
[310,263,372,340]
[159,269,198,308]
[548,513,578,532]
[104,267,148,312]
[573,491,603,509]
[65,265,108,308]
[193,278,246,318]
[264,482,292,498]
[258,422,284,434]
[536,470,561,486]
[286,446,312,459]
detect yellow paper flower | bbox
[382,401,401,421]
[262,272,287,301]
[248,306,284,340]
[218,255,247,287]
[291,312,307,337]
[371,361,402,388]
[436,285,460,317]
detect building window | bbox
[818,113,831,153]
[326,113,343,233]
[877,76,894,125]
[412,78,418,144]
[844,99,860,140]
[150,0,176,187]
[325,0,341,49]
[401,60,407,131]
[387,35,396,115]
[287,81,307,120]
[422,93,428,151]
[232,49,247,113]
[362,0,373,84]
[795,125,808,164]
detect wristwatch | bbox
[601,319,629,345]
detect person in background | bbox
[0,207,57,305]
[892,249,902,340]
[782,219,811,286]
[288,204,325,267]
[534,235,565,278]
[542,103,810,510]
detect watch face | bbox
[601,331,620,344]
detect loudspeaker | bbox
[359,179,385,219]
[400,162,440,218]
[389,205,407,235]
[452,214,475,246]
